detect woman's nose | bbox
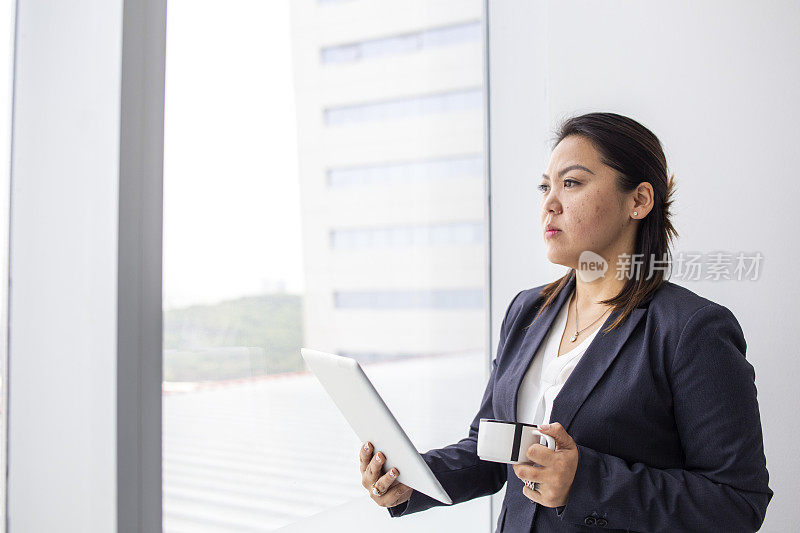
[542,192,562,216]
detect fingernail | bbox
[390,469,396,477]
[364,442,369,451]
[376,453,382,462]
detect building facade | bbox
[290,0,487,361]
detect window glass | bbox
[163,0,487,530]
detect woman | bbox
[357,112,773,532]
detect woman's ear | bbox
[631,182,654,217]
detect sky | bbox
[162,0,305,310]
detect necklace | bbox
[569,289,612,342]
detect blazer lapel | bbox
[509,277,574,422]
[509,274,650,432]
[549,303,646,432]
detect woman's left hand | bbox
[512,422,580,508]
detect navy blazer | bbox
[387,274,773,532]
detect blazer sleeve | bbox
[554,302,774,532]
[386,290,524,518]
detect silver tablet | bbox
[300,348,453,505]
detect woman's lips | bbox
[545,229,562,238]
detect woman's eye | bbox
[537,179,578,193]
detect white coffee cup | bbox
[477,418,556,464]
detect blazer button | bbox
[596,517,608,527]
[584,516,596,526]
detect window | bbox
[163,0,488,530]
[327,154,483,187]
[331,221,483,249]
[333,288,484,309]
[324,87,482,125]
[321,21,481,64]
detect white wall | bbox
[7,1,165,531]
[488,1,799,531]
[0,0,15,530]
[7,1,122,530]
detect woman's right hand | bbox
[360,441,413,508]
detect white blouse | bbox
[516,289,603,433]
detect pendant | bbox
[570,332,578,342]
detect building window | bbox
[331,221,483,250]
[323,87,482,126]
[327,154,483,187]
[320,21,481,65]
[333,288,483,309]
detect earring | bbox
[633,211,638,216]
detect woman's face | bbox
[539,135,638,273]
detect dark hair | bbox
[528,112,678,333]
